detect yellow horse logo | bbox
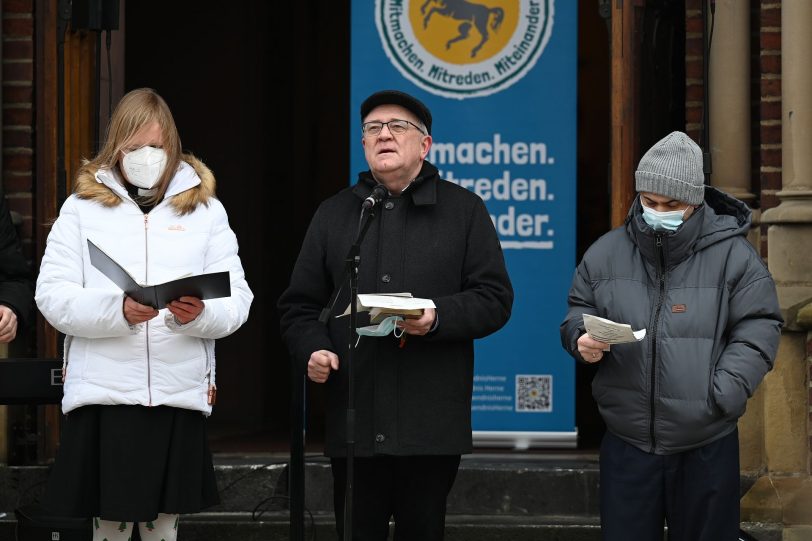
[421,0,505,58]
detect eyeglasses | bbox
[362,119,426,137]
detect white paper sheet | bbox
[583,314,646,344]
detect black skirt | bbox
[42,405,219,522]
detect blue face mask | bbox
[356,315,404,338]
[642,205,687,231]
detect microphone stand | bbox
[319,202,380,541]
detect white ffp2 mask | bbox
[121,146,167,189]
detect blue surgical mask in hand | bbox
[642,205,687,231]
[356,315,405,337]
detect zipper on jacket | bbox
[649,234,667,452]
[144,213,152,406]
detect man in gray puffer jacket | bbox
[561,131,782,541]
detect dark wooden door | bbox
[125,1,350,450]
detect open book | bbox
[87,239,231,309]
[342,293,436,323]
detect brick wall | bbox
[685,1,782,258]
[684,0,703,146]
[758,1,782,258]
[2,0,34,260]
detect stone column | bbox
[709,0,753,203]
[761,0,812,476]
[706,0,765,471]
[744,0,812,532]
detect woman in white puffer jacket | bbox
[35,88,253,541]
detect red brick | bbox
[5,195,31,216]
[761,148,781,168]
[686,16,703,34]
[2,17,32,37]
[686,84,704,102]
[2,39,33,60]
[2,173,31,192]
[761,123,782,144]
[761,31,781,51]
[686,106,703,124]
[760,54,781,75]
[686,36,704,57]
[3,153,31,172]
[761,6,781,29]
[760,226,769,258]
[760,193,780,213]
[2,61,33,82]
[761,78,781,99]
[760,172,783,192]
[686,59,704,79]
[3,85,32,104]
[2,129,32,148]
[2,107,32,126]
[761,101,782,120]
[3,0,33,13]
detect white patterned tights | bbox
[92,513,179,541]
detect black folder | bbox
[87,239,231,309]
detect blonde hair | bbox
[77,88,182,207]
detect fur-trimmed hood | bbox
[74,153,216,215]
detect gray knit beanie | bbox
[635,131,705,205]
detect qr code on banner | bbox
[516,375,552,412]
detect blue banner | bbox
[351,0,577,448]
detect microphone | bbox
[362,184,388,210]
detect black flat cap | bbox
[360,90,432,135]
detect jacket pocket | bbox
[80,336,145,393]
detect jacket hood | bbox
[75,153,216,215]
[693,186,752,250]
[626,186,752,267]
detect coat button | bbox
[375,433,385,443]
[384,201,395,210]
[381,274,391,283]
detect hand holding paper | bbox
[582,314,646,344]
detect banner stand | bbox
[352,0,579,449]
[473,430,577,450]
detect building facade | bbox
[0,0,810,534]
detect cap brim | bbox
[360,90,432,134]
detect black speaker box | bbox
[13,504,91,541]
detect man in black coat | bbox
[278,90,513,540]
[0,184,32,344]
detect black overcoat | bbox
[0,185,33,330]
[279,161,513,456]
